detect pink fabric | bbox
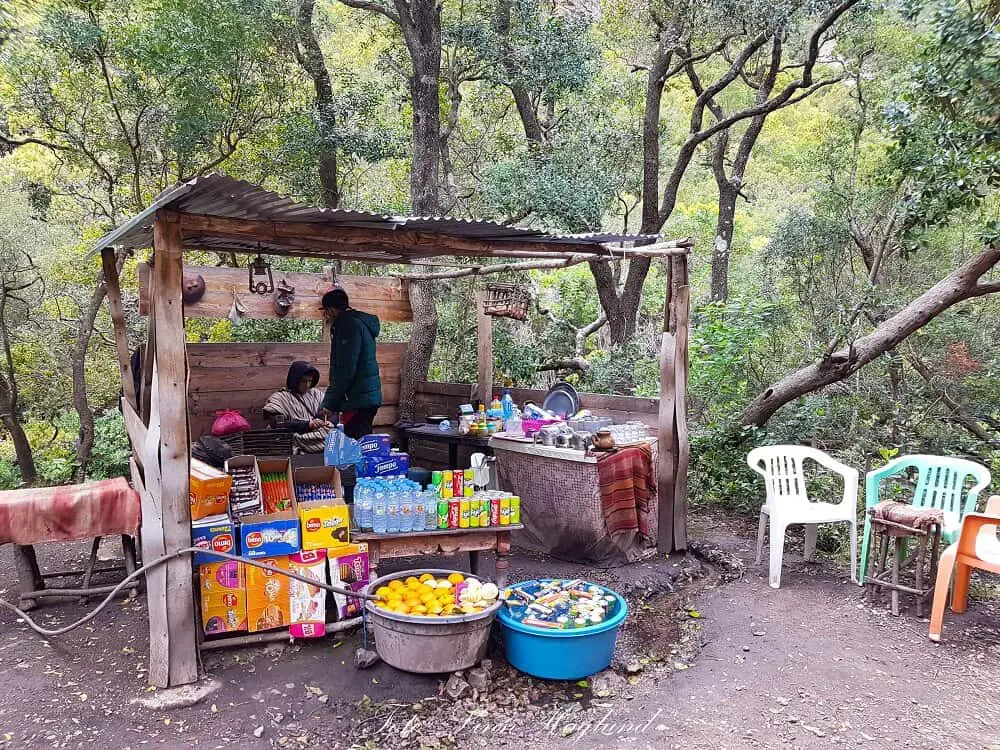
[0,478,140,545]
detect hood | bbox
[286,360,320,391]
[351,310,380,338]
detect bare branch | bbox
[335,0,400,23]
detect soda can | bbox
[437,498,449,529]
[441,481,453,499]
[464,483,474,498]
[459,499,470,528]
[500,497,511,525]
[453,471,464,498]
[431,471,443,492]
[469,499,479,528]
[463,468,475,488]
[509,496,521,525]
[490,497,501,526]
[448,499,460,528]
[479,498,490,527]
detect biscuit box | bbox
[359,434,392,458]
[358,453,409,478]
[329,543,370,619]
[288,550,327,639]
[239,510,300,559]
[191,513,238,565]
[298,500,350,551]
[245,555,291,632]
[190,458,232,521]
[199,560,246,635]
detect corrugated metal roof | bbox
[89,174,655,262]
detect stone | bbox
[625,660,643,674]
[479,659,493,675]
[467,668,489,694]
[132,679,222,711]
[354,648,380,669]
[444,674,471,700]
[590,669,627,698]
[253,726,264,738]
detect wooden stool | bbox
[864,506,942,616]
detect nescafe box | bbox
[191,513,238,565]
[298,500,351,551]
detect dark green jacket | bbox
[322,309,382,412]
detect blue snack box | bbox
[191,514,238,565]
[358,453,410,478]
[239,510,301,559]
[359,434,392,458]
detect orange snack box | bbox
[199,560,246,635]
[245,555,292,633]
[190,458,232,521]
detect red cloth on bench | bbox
[0,477,140,545]
[596,444,655,550]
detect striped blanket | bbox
[596,444,655,556]
[0,477,140,545]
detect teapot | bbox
[592,428,616,451]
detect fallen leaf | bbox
[79,694,87,702]
[331,642,343,649]
[575,680,589,688]
[687,610,701,619]
[211,704,218,713]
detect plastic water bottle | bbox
[372,490,387,534]
[387,490,400,534]
[400,491,414,533]
[502,387,514,422]
[424,490,437,529]
[357,486,373,532]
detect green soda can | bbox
[437,497,449,529]
[431,470,443,494]
[479,498,490,527]
[509,496,521,524]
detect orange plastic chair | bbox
[928,495,1000,642]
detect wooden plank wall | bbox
[187,342,404,438]
[407,381,660,470]
[138,263,412,322]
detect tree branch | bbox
[335,0,400,22]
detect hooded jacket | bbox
[322,309,383,412]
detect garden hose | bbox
[0,547,378,639]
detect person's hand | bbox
[322,408,338,424]
[308,418,327,430]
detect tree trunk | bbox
[394,0,441,419]
[296,0,339,208]
[741,245,1000,426]
[0,386,35,484]
[710,181,738,302]
[73,278,107,481]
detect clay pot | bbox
[592,429,616,451]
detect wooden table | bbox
[397,424,492,468]
[353,524,522,587]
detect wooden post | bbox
[475,290,493,406]
[101,248,138,410]
[657,253,691,553]
[149,212,198,687]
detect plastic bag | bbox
[324,426,362,467]
[211,409,251,436]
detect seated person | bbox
[263,361,331,453]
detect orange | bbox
[388,580,404,591]
[412,604,428,615]
[428,602,443,615]
[419,592,436,605]
[418,573,434,583]
[375,586,392,600]
[447,573,465,585]
[404,576,420,588]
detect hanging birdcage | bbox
[482,283,531,321]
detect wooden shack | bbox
[90,173,692,688]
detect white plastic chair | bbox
[747,446,859,588]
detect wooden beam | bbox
[671,282,690,551]
[137,264,412,322]
[175,211,611,259]
[656,330,678,553]
[151,212,198,687]
[121,397,147,469]
[101,249,137,410]
[475,291,493,407]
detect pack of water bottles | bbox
[352,475,439,535]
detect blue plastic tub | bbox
[497,580,628,680]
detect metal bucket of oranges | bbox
[365,569,502,673]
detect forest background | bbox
[0,0,996,538]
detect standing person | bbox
[320,288,383,439]
[262,361,331,453]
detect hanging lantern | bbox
[248,251,274,295]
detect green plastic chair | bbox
[859,455,992,586]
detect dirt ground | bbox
[0,511,997,749]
